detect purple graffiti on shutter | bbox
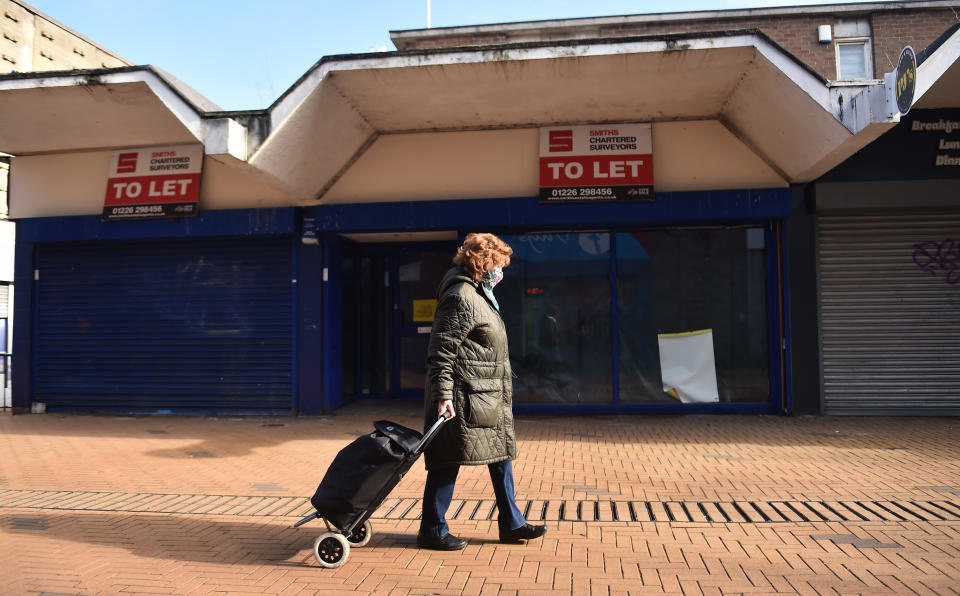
[912,239,959,285]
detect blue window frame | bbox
[314,190,790,415]
[489,227,781,415]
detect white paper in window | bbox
[838,43,868,79]
[657,329,720,403]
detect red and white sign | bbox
[539,124,654,202]
[103,145,202,220]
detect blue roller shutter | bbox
[35,237,294,413]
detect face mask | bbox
[483,267,504,289]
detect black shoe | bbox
[417,533,468,551]
[499,523,547,544]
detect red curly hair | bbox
[453,233,513,282]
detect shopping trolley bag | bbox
[294,413,450,567]
[310,420,424,530]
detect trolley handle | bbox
[411,411,452,456]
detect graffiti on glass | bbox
[517,234,571,255]
[912,238,959,285]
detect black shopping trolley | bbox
[294,412,451,567]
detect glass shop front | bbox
[338,225,780,414]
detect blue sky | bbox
[27,0,877,111]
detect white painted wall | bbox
[197,156,294,210]
[9,119,787,217]
[653,121,787,191]
[324,129,539,204]
[10,152,293,218]
[323,120,786,203]
[9,151,109,218]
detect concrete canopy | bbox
[0,66,295,215]
[0,67,218,156]
[914,25,960,110]
[253,30,901,202]
[2,27,958,214]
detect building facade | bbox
[392,1,956,85]
[0,1,957,416]
[812,105,960,415]
[0,0,129,408]
[391,3,960,416]
[0,0,128,74]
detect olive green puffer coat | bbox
[423,266,517,470]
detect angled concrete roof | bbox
[0,66,234,155]
[0,25,958,212]
[0,66,292,205]
[914,23,960,109]
[250,29,900,198]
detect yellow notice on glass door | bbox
[413,299,438,322]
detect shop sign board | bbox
[103,144,202,220]
[914,114,960,168]
[894,46,917,116]
[539,123,653,203]
[302,215,319,245]
[821,109,960,181]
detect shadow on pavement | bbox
[1,407,958,456]
[0,402,425,459]
[0,510,421,565]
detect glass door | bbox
[342,241,453,400]
[392,246,453,397]
[341,247,390,399]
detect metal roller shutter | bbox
[818,213,960,415]
[36,237,294,413]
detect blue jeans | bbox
[419,459,527,537]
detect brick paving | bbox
[0,404,957,595]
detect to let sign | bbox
[539,123,653,203]
[103,145,202,220]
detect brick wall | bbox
[871,8,960,72]
[405,7,960,82]
[409,15,842,78]
[596,15,841,81]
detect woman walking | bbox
[418,233,547,551]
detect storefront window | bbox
[616,228,769,404]
[496,228,771,407]
[498,233,613,404]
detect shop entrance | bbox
[340,240,454,401]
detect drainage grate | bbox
[1,489,957,524]
[917,486,960,495]
[250,482,287,492]
[11,517,47,530]
[811,534,902,548]
[563,485,621,496]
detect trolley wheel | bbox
[313,532,350,568]
[346,520,373,547]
